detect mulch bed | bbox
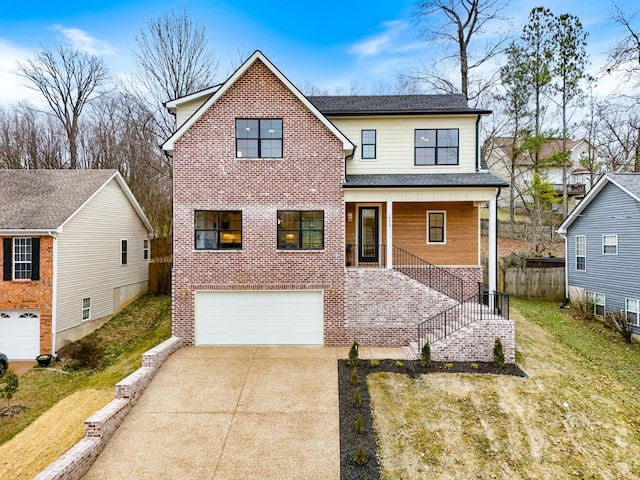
[338,359,527,480]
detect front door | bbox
[358,206,379,263]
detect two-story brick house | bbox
[163,51,513,361]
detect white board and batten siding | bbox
[330,115,480,175]
[195,290,324,345]
[55,178,150,338]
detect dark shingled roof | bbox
[0,169,117,230]
[608,173,640,198]
[308,94,491,116]
[344,173,508,188]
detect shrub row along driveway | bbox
[83,346,340,480]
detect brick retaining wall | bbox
[430,319,515,363]
[34,336,183,480]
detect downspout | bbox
[558,232,568,303]
[344,146,356,183]
[475,115,481,172]
[494,188,501,292]
[50,232,58,357]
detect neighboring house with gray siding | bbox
[0,170,153,360]
[557,173,640,332]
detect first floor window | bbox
[361,129,376,159]
[143,239,149,260]
[121,239,128,265]
[427,211,446,243]
[575,235,586,271]
[587,291,605,316]
[602,234,618,255]
[13,237,32,279]
[415,128,459,166]
[236,119,283,158]
[277,211,324,250]
[82,298,91,321]
[195,211,242,250]
[626,298,640,326]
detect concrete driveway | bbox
[83,346,341,480]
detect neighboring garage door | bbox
[0,311,40,360]
[196,291,323,345]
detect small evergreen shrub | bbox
[350,367,360,385]
[347,340,359,367]
[0,371,19,406]
[355,443,367,465]
[369,358,379,367]
[420,342,431,367]
[493,337,505,368]
[353,386,362,408]
[470,362,479,369]
[395,360,403,367]
[355,413,364,434]
[444,363,453,369]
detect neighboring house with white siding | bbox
[0,170,153,360]
[557,173,640,332]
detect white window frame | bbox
[82,297,91,322]
[626,298,640,327]
[143,239,149,260]
[361,129,376,159]
[426,211,446,244]
[13,237,32,280]
[587,291,605,316]
[602,234,618,255]
[575,235,586,271]
[121,239,128,265]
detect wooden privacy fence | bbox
[149,237,172,295]
[483,254,565,300]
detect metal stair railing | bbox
[392,246,465,302]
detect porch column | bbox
[488,196,498,293]
[386,200,393,269]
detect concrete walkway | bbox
[82,346,402,479]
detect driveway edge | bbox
[33,336,183,480]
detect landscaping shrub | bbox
[347,340,359,367]
[355,443,367,466]
[370,358,379,367]
[58,338,105,370]
[493,337,505,368]
[350,367,360,385]
[0,371,19,406]
[604,310,635,343]
[353,386,362,408]
[355,413,364,434]
[420,342,431,367]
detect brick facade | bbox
[0,235,54,354]
[171,59,346,345]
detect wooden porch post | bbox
[386,200,393,269]
[488,197,498,294]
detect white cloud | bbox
[0,39,47,108]
[53,25,116,56]
[350,20,414,58]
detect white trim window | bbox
[143,239,149,260]
[13,237,32,280]
[121,239,128,265]
[427,211,446,244]
[626,298,640,327]
[587,291,605,316]
[361,130,376,159]
[602,234,618,255]
[82,297,91,321]
[575,235,586,271]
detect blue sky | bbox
[0,0,637,107]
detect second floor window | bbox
[195,211,242,250]
[361,130,376,159]
[13,237,32,279]
[236,119,282,158]
[415,129,459,166]
[575,235,586,271]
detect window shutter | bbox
[2,238,11,281]
[31,237,40,281]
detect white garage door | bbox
[196,291,323,345]
[0,311,40,360]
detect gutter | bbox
[344,146,357,184]
[475,114,481,172]
[558,232,569,303]
[494,188,501,291]
[50,231,58,357]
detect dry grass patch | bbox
[0,388,113,480]
[369,304,640,479]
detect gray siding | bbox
[55,179,150,334]
[566,182,640,315]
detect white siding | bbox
[55,179,150,334]
[330,115,480,175]
[176,97,209,128]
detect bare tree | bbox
[415,0,511,103]
[131,9,219,141]
[606,3,640,86]
[16,46,110,169]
